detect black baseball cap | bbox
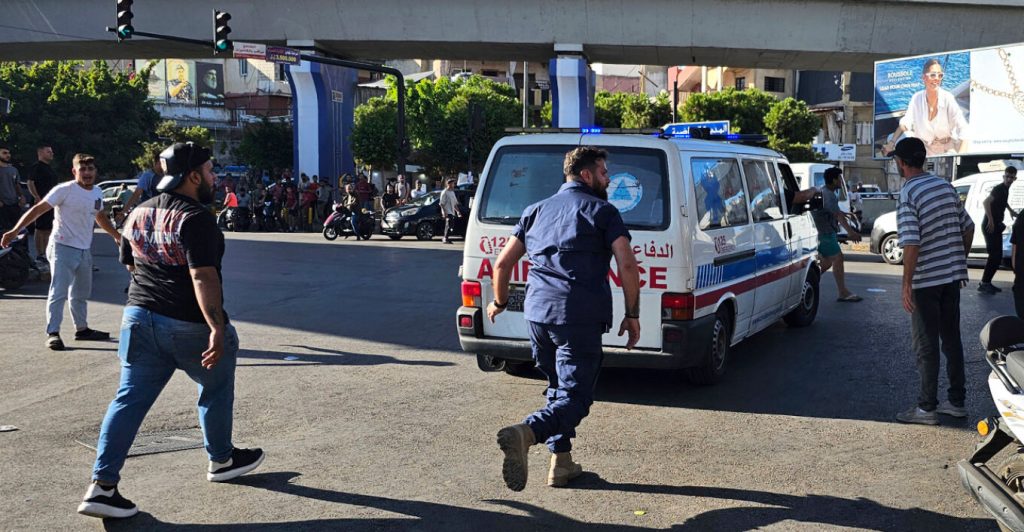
[156,142,211,192]
[892,137,926,162]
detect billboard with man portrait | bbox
[874,42,1024,159]
[196,62,225,107]
[165,59,195,105]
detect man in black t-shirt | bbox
[77,143,263,521]
[27,144,58,261]
[980,167,1018,294]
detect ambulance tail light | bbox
[661,293,694,321]
[462,281,482,307]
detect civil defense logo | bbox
[608,173,642,213]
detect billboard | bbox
[874,42,1024,159]
[142,59,167,102]
[165,59,195,104]
[196,62,225,107]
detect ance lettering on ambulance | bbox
[473,257,670,290]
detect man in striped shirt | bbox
[893,137,975,425]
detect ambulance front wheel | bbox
[783,268,820,328]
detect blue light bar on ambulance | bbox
[581,127,602,134]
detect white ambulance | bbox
[456,131,821,384]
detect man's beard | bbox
[590,180,608,201]
[198,179,215,204]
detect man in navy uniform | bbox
[487,146,641,491]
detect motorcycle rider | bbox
[341,184,364,240]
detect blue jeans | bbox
[524,321,605,453]
[91,306,239,484]
[45,243,92,335]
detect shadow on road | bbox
[99,471,990,531]
[237,345,454,368]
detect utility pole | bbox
[522,61,529,128]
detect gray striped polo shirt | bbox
[897,172,974,289]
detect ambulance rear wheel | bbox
[686,310,732,386]
[476,354,507,372]
[502,361,534,377]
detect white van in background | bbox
[456,132,822,385]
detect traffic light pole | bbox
[104,28,409,177]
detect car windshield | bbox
[407,192,438,206]
[478,144,670,229]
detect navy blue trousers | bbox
[524,321,605,453]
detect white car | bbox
[869,171,1022,265]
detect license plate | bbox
[506,286,526,312]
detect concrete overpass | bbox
[3,0,1024,71]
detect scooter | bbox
[958,315,1024,532]
[0,230,32,290]
[323,203,374,241]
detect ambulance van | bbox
[456,132,821,384]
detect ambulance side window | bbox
[742,160,783,222]
[777,162,803,215]
[692,157,749,230]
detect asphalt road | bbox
[0,232,1018,531]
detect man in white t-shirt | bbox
[1,153,121,350]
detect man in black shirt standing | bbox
[26,144,58,262]
[980,167,1018,294]
[77,143,263,520]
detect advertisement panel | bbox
[165,59,195,104]
[874,42,1024,159]
[196,62,225,107]
[141,59,167,102]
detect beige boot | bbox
[547,452,583,487]
[497,424,535,491]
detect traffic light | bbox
[115,0,134,41]
[213,10,232,53]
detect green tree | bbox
[353,74,520,176]
[678,87,778,134]
[351,96,397,171]
[0,60,159,178]
[764,97,821,163]
[133,120,214,171]
[235,117,293,174]
[594,91,628,128]
[621,91,673,129]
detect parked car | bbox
[98,179,137,215]
[380,190,472,240]
[869,171,1022,265]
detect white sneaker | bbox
[896,406,939,425]
[936,401,967,418]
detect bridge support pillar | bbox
[549,45,595,128]
[286,50,357,181]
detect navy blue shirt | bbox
[513,181,631,327]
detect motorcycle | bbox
[323,203,374,241]
[216,206,252,232]
[0,230,32,290]
[958,315,1024,532]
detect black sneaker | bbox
[978,282,1000,294]
[207,448,265,482]
[74,328,110,341]
[46,333,64,351]
[77,483,138,519]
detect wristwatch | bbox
[493,300,508,309]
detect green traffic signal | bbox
[213,10,232,53]
[115,0,134,41]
